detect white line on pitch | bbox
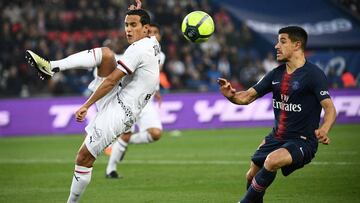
[0,159,358,165]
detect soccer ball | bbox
[181,11,215,43]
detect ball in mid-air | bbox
[181,11,215,43]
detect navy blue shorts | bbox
[251,134,317,176]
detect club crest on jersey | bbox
[292,81,300,90]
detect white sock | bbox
[129,131,154,144]
[50,48,102,71]
[106,138,128,174]
[67,165,93,203]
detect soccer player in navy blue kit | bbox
[218,26,337,203]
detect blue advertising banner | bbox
[219,0,360,48]
[307,50,360,77]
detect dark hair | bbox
[126,9,151,25]
[279,26,308,50]
[149,23,160,31]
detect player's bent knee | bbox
[148,128,162,141]
[264,154,281,171]
[75,146,96,167]
[97,47,116,77]
[264,148,292,171]
[101,47,114,60]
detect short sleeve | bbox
[252,70,274,98]
[310,69,330,101]
[159,51,166,66]
[117,45,142,75]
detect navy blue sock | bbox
[246,180,263,203]
[240,168,276,203]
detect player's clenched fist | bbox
[217,78,236,99]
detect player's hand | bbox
[217,78,236,98]
[128,0,142,10]
[315,129,330,145]
[75,106,88,122]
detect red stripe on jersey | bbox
[117,60,133,74]
[275,72,292,139]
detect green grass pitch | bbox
[0,124,359,203]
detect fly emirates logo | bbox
[272,94,302,112]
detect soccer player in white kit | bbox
[25,8,160,203]
[105,23,166,178]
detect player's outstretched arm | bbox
[315,98,337,145]
[217,78,257,105]
[75,69,126,122]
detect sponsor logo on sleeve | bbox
[320,91,329,96]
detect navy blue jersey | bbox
[253,61,330,145]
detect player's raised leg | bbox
[25,50,56,80]
[25,47,116,80]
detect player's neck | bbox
[286,54,306,74]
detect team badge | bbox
[292,81,300,90]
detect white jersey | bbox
[114,46,165,106]
[115,51,164,66]
[146,50,165,105]
[116,36,160,118]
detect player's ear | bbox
[143,24,150,34]
[294,41,302,51]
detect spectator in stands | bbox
[218,52,231,78]
[4,66,22,96]
[262,52,279,73]
[341,69,357,88]
[206,64,222,92]
[337,0,360,19]
[2,1,356,97]
[327,67,343,88]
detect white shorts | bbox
[136,101,162,132]
[88,76,113,110]
[85,76,135,158]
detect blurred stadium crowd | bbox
[0,0,359,98]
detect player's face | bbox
[125,15,149,44]
[149,26,161,42]
[275,33,296,62]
